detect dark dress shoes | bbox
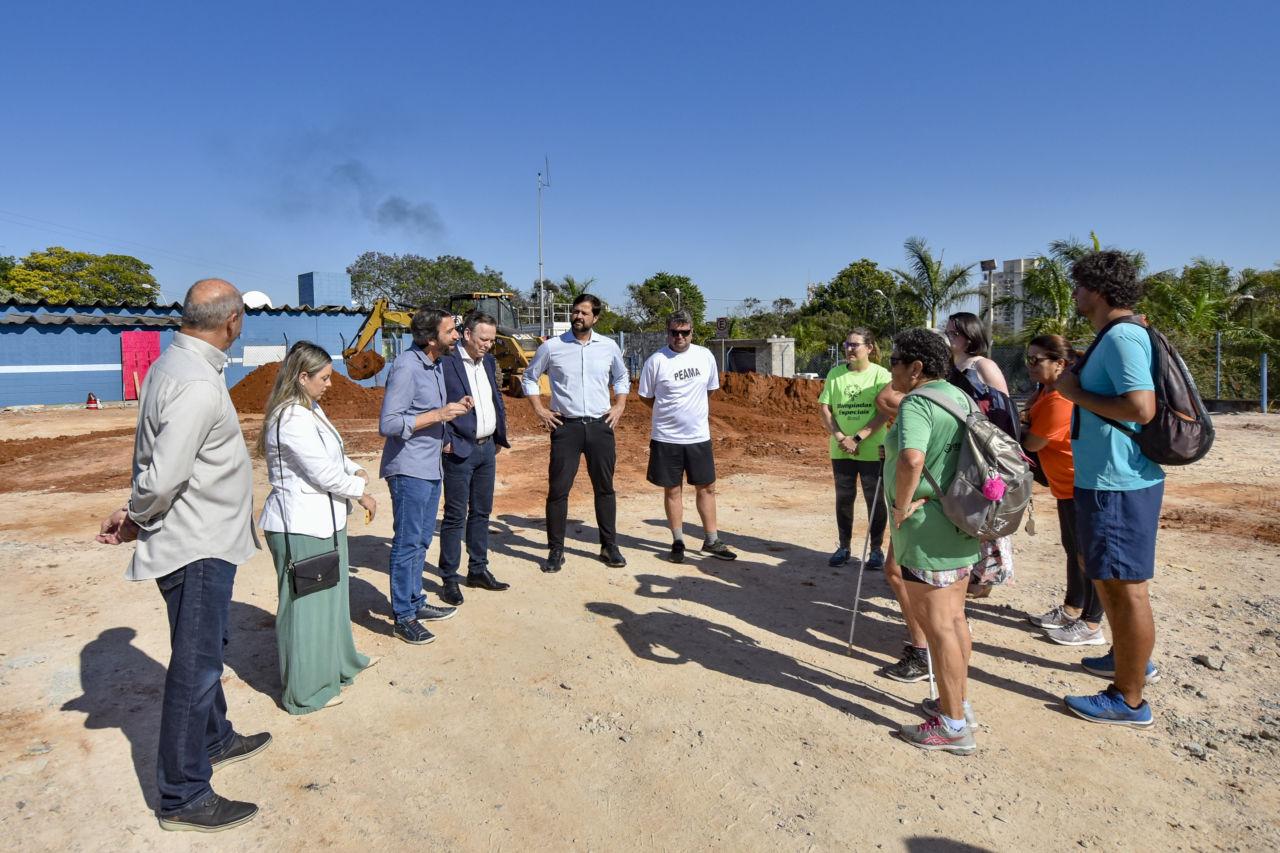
[158,793,259,833]
[439,580,465,606]
[210,731,272,773]
[599,545,627,568]
[542,548,565,573]
[466,569,510,591]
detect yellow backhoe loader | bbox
[341,292,549,396]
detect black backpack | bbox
[1072,315,1214,466]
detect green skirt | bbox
[264,528,370,715]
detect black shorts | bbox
[646,439,716,487]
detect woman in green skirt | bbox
[257,342,379,714]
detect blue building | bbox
[0,273,384,408]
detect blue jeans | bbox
[155,558,237,815]
[439,440,496,581]
[387,474,442,623]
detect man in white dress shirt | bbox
[522,294,630,572]
[638,310,737,563]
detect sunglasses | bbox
[1025,355,1058,366]
[668,328,692,337]
[889,355,907,366]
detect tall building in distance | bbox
[978,258,1038,337]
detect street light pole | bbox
[537,158,551,337]
[871,288,899,336]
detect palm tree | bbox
[891,237,978,328]
[557,274,596,300]
[998,234,1150,345]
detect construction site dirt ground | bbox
[2,387,1279,851]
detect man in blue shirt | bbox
[379,307,474,645]
[1053,251,1164,727]
[523,293,630,572]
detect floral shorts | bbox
[902,564,972,589]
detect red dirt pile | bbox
[228,363,825,440]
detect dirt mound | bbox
[230,362,385,420]
[717,372,823,415]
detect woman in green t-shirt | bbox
[817,328,891,568]
[885,329,981,755]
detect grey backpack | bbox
[908,385,1035,540]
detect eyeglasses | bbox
[944,328,965,339]
[1025,355,1058,366]
[889,355,906,366]
[844,341,867,350]
[668,328,692,337]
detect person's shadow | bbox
[586,602,910,727]
[61,627,166,810]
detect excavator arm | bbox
[341,299,415,380]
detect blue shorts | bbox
[1074,482,1164,582]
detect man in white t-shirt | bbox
[638,311,737,563]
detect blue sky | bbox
[2,1,1277,312]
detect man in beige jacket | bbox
[98,279,269,832]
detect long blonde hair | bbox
[256,341,331,458]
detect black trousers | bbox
[832,458,887,550]
[1058,498,1104,623]
[547,420,617,549]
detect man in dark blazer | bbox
[438,311,511,605]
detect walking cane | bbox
[845,473,883,655]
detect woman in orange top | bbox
[1022,334,1105,646]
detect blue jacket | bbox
[442,344,509,459]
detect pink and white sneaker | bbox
[897,715,976,755]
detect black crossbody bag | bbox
[275,418,340,597]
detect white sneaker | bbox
[1046,619,1106,646]
[1028,604,1073,630]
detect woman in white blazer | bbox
[258,342,379,714]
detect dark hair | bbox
[410,306,452,347]
[464,311,497,334]
[667,309,693,329]
[1070,250,1142,309]
[572,293,603,317]
[846,327,880,361]
[892,328,951,379]
[946,311,989,356]
[1027,334,1076,362]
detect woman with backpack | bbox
[943,312,1018,596]
[885,328,982,754]
[1022,335,1106,646]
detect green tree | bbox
[347,252,508,309]
[802,258,922,338]
[891,237,978,328]
[0,255,15,300]
[625,272,708,331]
[4,246,160,304]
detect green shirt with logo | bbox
[884,380,981,571]
[818,362,891,461]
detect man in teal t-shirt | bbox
[818,329,891,568]
[1055,251,1165,730]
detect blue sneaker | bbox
[864,548,885,570]
[828,546,851,567]
[1080,648,1160,683]
[1064,685,1153,727]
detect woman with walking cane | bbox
[884,329,981,754]
[258,342,380,714]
